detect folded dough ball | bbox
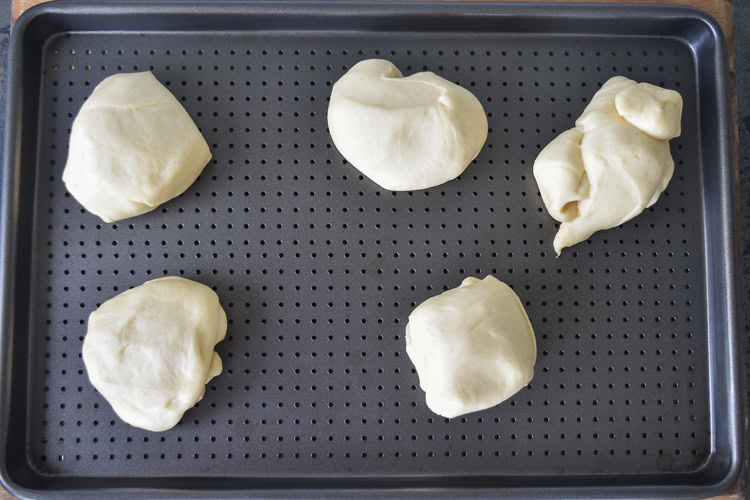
[533,76,682,255]
[327,59,488,191]
[82,277,227,432]
[405,276,537,418]
[63,72,212,223]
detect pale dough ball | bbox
[533,76,682,255]
[405,276,537,418]
[82,277,227,432]
[63,72,212,223]
[327,59,488,191]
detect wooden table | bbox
[4,0,742,499]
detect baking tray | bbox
[0,1,743,498]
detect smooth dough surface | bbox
[405,276,537,418]
[63,72,212,223]
[327,59,488,191]
[533,76,682,255]
[82,277,227,432]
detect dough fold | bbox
[405,276,536,418]
[63,72,212,223]
[328,59,488,191]
[82,277,227,432]
[533,76,682,255]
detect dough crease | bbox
[328,59,488,191]
[405,276,537,418]
[533,76,682,255]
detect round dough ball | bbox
[82,277,227,432]
[327,59,488,191]
[63,72,212,223]
[405,276,536,418]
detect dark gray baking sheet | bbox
[0,1,743,498]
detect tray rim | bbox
[0,1,743,498]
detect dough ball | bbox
[327,59,488,191]
[533,76,682,255]
[82,277,227,432]
[405,276,536,418]
[63,72,212,223]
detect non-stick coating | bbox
[0,2,742,498]
[29,31,710,478]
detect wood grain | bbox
[3,0,741,499]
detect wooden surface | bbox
[4,0,741,499]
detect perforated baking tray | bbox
[0,1,743,498]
